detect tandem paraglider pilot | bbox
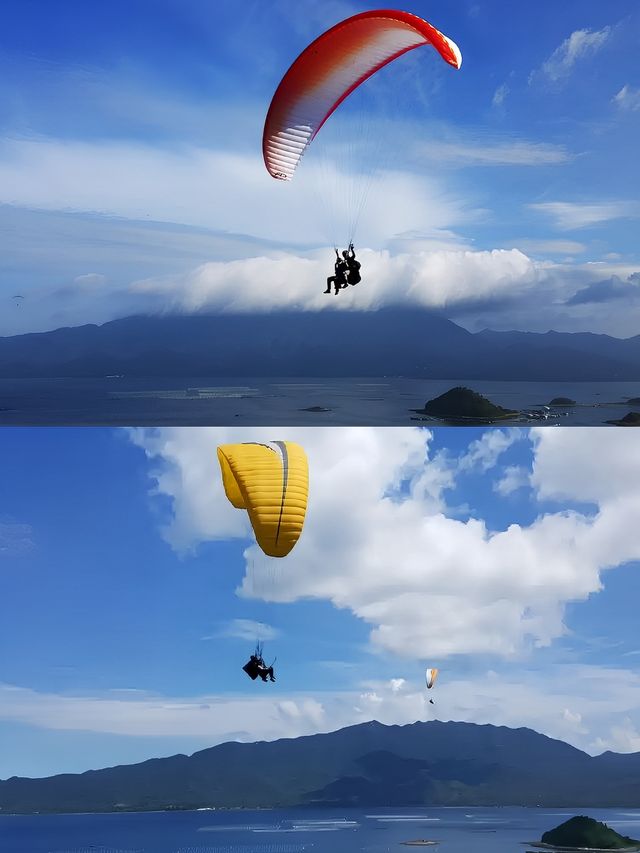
[325,244,361,295]
[243,644,276,683]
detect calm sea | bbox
[0,377,638,426]
[1,806,639,853]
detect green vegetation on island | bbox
[538,816,640,850]
[414,386,519,423]
[549,397,576,406]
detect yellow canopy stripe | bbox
[217,441,309,558]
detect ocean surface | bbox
[0,377,638,426]
[1,806,639,853]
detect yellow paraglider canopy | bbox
[217,441,309,558]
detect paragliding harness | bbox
[242,642,276,683]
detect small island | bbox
[528,815,640,851]
[549,397,576,406]
[627,398,640,406]
[412,386,519,424]
[605,412,640,426]
[299,406,332,413]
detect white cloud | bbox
[0,137,477,249]
[529,201,640,230]
[591,717,640,753]
[533,27,612,84]
[492,84,509,108]
[0,522,35,557]
[457,429,522,473]
[418,138,570,167]
[3,662,640,760]
[504,239,586,256]
[73,273,108,288]
[215,619,279,642]
[129,428,640,662]
[130,247,540,313]
[494,465,530,497]
[613,84,640,112]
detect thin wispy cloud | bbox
[505,239,586,256]
[216,619,279,642]
[457,429,523,473]
[492,84,509,108]
[532,26,613,84]
[418,138,571,167]
[613,84,640,112]
[529,201,640,230]
[0,521,35,557]
[3,662,640,765]
[494,465,530,497]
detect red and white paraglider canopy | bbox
[263,9,461,182]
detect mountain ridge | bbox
[2,720,639,814]
[1,311,639,380]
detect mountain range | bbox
[2,720,640,814]
[1,311,639,380]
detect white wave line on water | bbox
[369,817,441,822]
[366,814,439,818]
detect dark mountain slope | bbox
[1,721,638,814]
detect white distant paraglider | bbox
[425,667,439,705]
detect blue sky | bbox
[1,425,639,779]
[1,0,639,336]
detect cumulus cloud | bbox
[532,27,612,84]
[130,247,540,313]
[613,84,640,112]
[129,428,640,662]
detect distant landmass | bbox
[1,311,639,380]
[2,720,640,814]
